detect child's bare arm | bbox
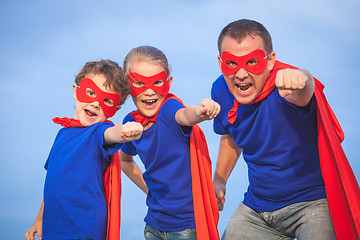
[120,150,148,194]
[25,200,43,240]
[175,98,221,126]
[104,122,143,144]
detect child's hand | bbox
[196,98,221,120]
[120,122,143,142]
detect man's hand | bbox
[275,68,310,98]
[213,177,226,211]
[275,68,315,107]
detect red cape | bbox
[314,80,360,240]
[254,62,360,239]
[103,153,121,240]
[190,124,220,240]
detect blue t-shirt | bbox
[121,98,195,231]
[43,122,121,240]
[211,75,326,212]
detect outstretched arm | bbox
[120,150,148,194]
[104,122,143,144]
[213,134,242,211]
[25,200,43,240]
[275,68,315,107]
[175,98,221,126]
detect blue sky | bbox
[1,0,359,239]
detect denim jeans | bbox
[144,224,197,240]
[222,198,336,240]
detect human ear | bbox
[217,55,223,73]
[73,84,78,101]
[267,52,276,71]
[168,75,173,87]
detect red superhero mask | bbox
[220,49,269,75]
[128,71,170,96]
[76,78,121,118]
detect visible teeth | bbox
[143,99,156,104]
[236,83,251,91]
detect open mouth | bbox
[85,109,97,118]
[236,83,252,92]
[141,99,158,106]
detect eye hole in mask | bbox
[127,71,169,96]
[84,88,114,107]
[220,49,270,75]
[76,78,121,118]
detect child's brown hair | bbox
[75,59,131,105]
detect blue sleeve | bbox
[211,75,231,135]
[121,141,137,156]
[95,122,122,156]
[159,98,192,137]
[122,112,136,124]
[280,92,317,119]
[44,129,63,170]
[297,95,317,119]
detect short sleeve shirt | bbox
[43,122,121,240]
[211,75,326,212]
[121,99,196,231]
